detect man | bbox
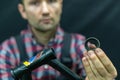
[0,0,117,80]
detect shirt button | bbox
[44,65,48,69]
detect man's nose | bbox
[41,1,50,16]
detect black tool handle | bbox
[11,48,56,79]
[48,59,84,80]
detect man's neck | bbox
[31,27,57,46]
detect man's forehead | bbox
[26,0,60,1]
[27,0,38,1]
[25,0,54,1]
[24,0,41,2]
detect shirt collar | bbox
[21,25,65,46]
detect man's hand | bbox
[82,48,117,80]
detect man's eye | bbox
[49,0,57,3]
[30,2,39,5]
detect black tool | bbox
[11,48,84,80]
[11,48,56,80]
[48,59,84,80]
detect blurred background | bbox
[0,0,120,79]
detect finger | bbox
[87,54,101,78]
[85,76,89,80]
[84,52,100,78]
[86,52,106,80]
[87,50,109,77]
[95,48,117,77]
[82,57,96,80]
[88,43,96,49]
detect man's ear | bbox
[59,0,63,4]
[18,4,27,19]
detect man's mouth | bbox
[41,18,52,24]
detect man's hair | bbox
[19,0,23,4]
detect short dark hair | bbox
[19,0,23,4]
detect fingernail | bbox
[82,57,88,65]
[95,48,101,53]
[82,57,86,61]
[83,51,87,57]
[88,51,94,56]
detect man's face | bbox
[19,0,62,31]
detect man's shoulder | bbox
[1,33,25,48]
[0,28,30,47]
[0,36,17,47]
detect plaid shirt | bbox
[0,26,86,80]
